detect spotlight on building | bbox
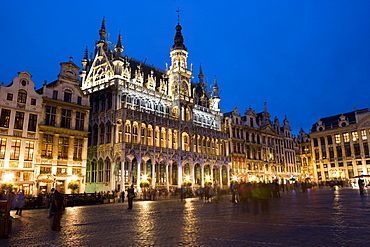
[3,172,14,182]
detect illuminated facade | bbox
[0,72,42,195]
[82,20,229,192]
[306,108,370,183]
[35,60,90,194]
[223,105,299,182]
[296,128,313,181]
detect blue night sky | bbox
[1,1,370,135]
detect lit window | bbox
[42,134,53,158]
[343,133,349,142]
[24,141,34,161]
[362,130,367,141]
[335,134,341,144]
[10,139,21,160]
[352,132,358,142]
[74,138,83,160]
[0,138,6,159]
[58,137,69,159]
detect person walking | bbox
[127,185,135,209]
[16,191,26,216]
[120,190,125,203]
[358,178,365,195]
[48,188,55,219]
[51,185,64,231]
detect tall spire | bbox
[115,31,124,57]
[171,18,187,51]
[213,76,219,98]
[198,64,204,84]
[82,47,89,71]
[99,17,107,41]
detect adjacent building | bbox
[34,59,90,194]
[81,20,230,193]
[0,71,42,195]
[305,108,370,183]
[223,104,299,183]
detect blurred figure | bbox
[358,178,365,195]
[127,185,135,209]
[16,191,26,216]
[51,185,64,231]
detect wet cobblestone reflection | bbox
[2,188,370,246]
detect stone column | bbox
[152,162,156,188]
[227,165,230,188]
[201,165,205,187]
[68,136,75,162]
[166,163,169,190]
[178,163,182,187]
[190,164,195,184]
[71,109,76,129]
[211,165,214,184]
[56,106,62,128]
[121,160,125,192]
[218,166,222,188]
[136,160,141,189]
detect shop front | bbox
[12,181,35,196]
[36,174,55,194]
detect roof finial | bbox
[198,64,204,83]
[171,17,186,51]
[99,17,107,41]
[213,76,219,98]
[176,8,181,24]
[115,31,124,55]
[83,47,89,60]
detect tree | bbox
[68,181,79,194]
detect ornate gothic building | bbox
[82,20,229,193]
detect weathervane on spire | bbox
[176,8,181,24]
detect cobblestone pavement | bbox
[2,187,370,246]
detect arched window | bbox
[172,107,178,119]
[125,120,132,143]
[132,123,139,144]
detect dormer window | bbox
[7,93,13,101]
[52,91,58,100]
[17,90,27,103]
[64,92,72,103]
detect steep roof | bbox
[311,108,369,132]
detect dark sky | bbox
[1,1,370,135]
